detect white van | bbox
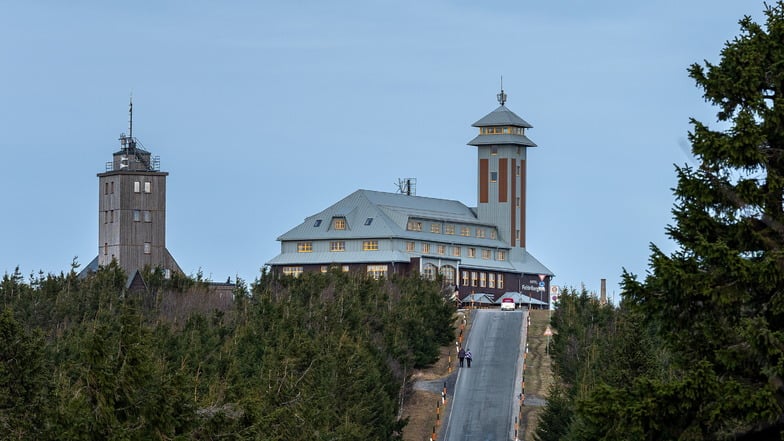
[500,297,515,311]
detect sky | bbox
[0,1,766,299]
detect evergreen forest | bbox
[537,3,784,440]
[0,261,455,440]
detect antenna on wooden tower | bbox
[128,93,133,140]
[497,75,507,106]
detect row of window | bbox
[461,270,505,289]
[102,242,152,255]
[298,240,380,253]
[312,217,374,230]
[103,210,153,223]
[281,264,388,280]
[407,220,499,239]
[103,181,152,195]
[296,239,506,261]
[407,241,505,260]
[281,264,505,288]
[480,126,525,136]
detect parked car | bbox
[500,297,515,311]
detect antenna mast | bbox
[128,94,133,140]
[497,75,507,106]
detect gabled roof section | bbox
[472,105,532,128]
[467,133,537,147]
[275,189,481,242]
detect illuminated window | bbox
[480,272,486,287]
[489,273,496,288]
[406,241,415,252]
[468,247,476,258]
[482,249,491,259]
[423,264,437,280]
[282,266,303,277]
[133,210,140,222]
[452,246,461,257]
[321,266,328,273]
[431,224,441,234]
[440,266,456,285]
[422,243,431,254]
[342,265,349,272]
[490,230,497,240]
[143,242,151,254]
[498,276,504,289]
[496,250,506,261]
[134,181,140,193]
[363,240,378,251]
[445,224,455,235]
[332,218,346,230]
[367,265,388,279]
[462,271,469,286]
[143,182,151,193]
[407,220,422,231]
[297,242,313,253]
[330,241,345,252]
[471,272,478,287]
[476,228,485,238]
[437,245,446,255]
[460,226,470,236]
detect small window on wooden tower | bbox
[143,182,151,193]
[134,181,141,193]
[143,242,151,254]
[490,171,497,183]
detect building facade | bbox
[82,103,181,278]
[267,90,554,305]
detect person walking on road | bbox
[458,347,466,367]
[465,349,473,368]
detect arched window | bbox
[423,263,438,281]
[440,265,456,285]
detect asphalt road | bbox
[443,309,527,441]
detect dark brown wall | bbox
[479,158,488,203]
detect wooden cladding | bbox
[499,158,508,203]
[520,159,526,248]
[511,159,517,247]
[479,158,489,203]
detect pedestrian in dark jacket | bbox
[465,349,473,368]
[458,347,466,367]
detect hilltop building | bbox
[267,89,554,304]
[81,100,181,279]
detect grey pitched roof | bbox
[472,105,532,128]
[467,133,537,147]
[496,292,549,306]
[276,189,488,242]
[266,250,412,266]
[268,188,554,277]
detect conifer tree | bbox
[622,2,784,437]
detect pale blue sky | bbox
[0,1,762,297]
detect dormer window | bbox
[332,218,347,230]
[407,220,422,232]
